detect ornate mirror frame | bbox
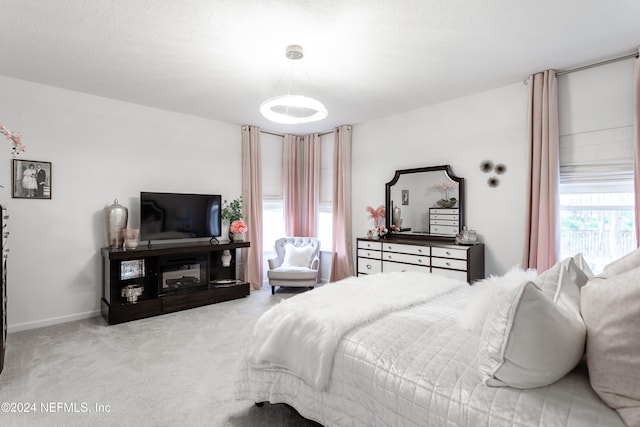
[385,165,464,242]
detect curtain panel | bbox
[283,134,303,236]
[330,125,354,281]
[523,70,560,272]
[242,125,263,290]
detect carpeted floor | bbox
[0,286,322,426]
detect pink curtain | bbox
[242,125,263,290]
[330,125,354,281]
[303,133,320,236]
[283,134,302,236]
[633,54,640,245]
[283,133,319,237]
[523,70,560,271]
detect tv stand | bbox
[101,240,250,325]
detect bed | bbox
[235,253,640,427]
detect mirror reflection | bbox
[385,165,464,239]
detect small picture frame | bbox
[12,159,52,199]
[402,189,409,205]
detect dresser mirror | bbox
[385,165,464,241]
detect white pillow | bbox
[599,247,640,278]
[478,279,586,389]
[581,266,640,426]
[457,267,537,333]
[282,243,314,268]
[533,254,592,305]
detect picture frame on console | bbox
[12,159,52,199]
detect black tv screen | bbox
[140,192,222,241]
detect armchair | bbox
[267,237,320,295]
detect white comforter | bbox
[235,272,625,427]
[247,272,465,390]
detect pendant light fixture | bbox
[260,45,328,124]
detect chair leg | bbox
[271,286,275,295]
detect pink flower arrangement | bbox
[366,205,385,228]
[0,123,26,157]
[230,219,247,234]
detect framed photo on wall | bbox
[12,159,52,199]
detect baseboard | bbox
[8,310,101,333]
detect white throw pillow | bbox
[533,254,592,306]
[457,267,537,333]
[282,243,314,268]
[599,247,640,278]
[581,266,640,426]
[478,280,586,389]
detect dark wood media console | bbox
[101,240,250,325]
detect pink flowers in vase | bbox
[366,205,385,228]
[230,219,248,234]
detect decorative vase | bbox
[232,232,246,242]
[221,219,230,241]
[393,205,402,227]
[221,249,232,267]
[104,199,128,249]
[123,228,140,250]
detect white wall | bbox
[0,75,242,332]
[352,83,529,276]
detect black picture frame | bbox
[12,159,52,199]
[402,189,409,205]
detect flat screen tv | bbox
[140,192,222,242]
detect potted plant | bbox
[222,197,243,240]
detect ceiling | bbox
[1,1,640,135]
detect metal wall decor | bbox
[479,160,507,188]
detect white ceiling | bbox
[1,0,639,135]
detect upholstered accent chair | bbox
[267,237,320,295]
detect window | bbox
[557,59,636,273]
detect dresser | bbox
[356,237,484,283]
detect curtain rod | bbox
[524,50,639,84]
[556,50,638,76]
[259,129,337,137]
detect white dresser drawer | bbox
[431,267,468,281]
[430,208,459,215]
[383,261,429,273]
[430,219,459,226]
[382,243,430,256]
[432,247,468,260]
[358,240,382,250]
[429,225,459,236]
[383,251,430,266]
[358,259,382,274]
[431,257,467,271]
[357,248,382,259]
[430,214,458,221]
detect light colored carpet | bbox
[0,286,321,426]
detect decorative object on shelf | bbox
[0,123,26,158]
[456,226,479,245]
[260,45,328,125]
[377,225,388,239]
[11,159,51,199]
[121,284,144,303]
[123,228,140,250]
[230,219,248,242]
[434,181,458,208]
[366,205,385,228]
[480,160,494,173]
[104,199,128,248]
[222,196,243,223]
[221,249,232,267]
[221,218,230,242]
[393,205,402,228]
